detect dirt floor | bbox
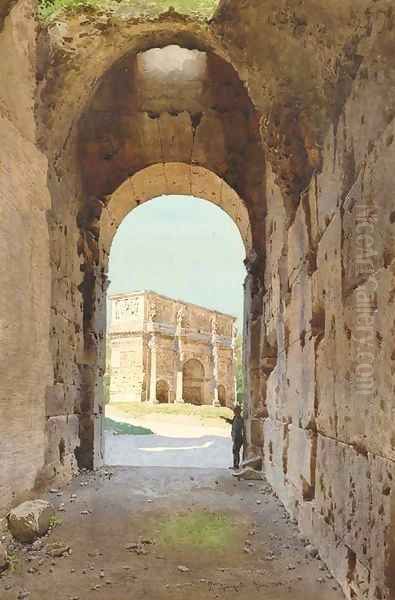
[0,467,345,600]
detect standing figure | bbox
[222,405,245,470]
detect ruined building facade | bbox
[1,1,394,598]
[109,291,236,406]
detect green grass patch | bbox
[104,416,153,435]
[159,511,235,550]
[39,0,219,22]
[109,402,232,421]
[39,0,103,20]
[7,550,21,574]
[110,402,233,419]
[48,516,63,529]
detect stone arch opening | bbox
[106,193,244,414]
[56,36,267,472]
[156,380,170,404]
[182,359,205,406]
[100,163,253,258]
[217,384,226,408]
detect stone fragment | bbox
[242,456,263,471]
[232,467,264,480]
[177,565,190,572]
[46,542,70,557]
[125,542,138,550]
[126,541,148,555]
[305,544,318,558]
[8,500,54,543]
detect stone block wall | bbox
[0,0,52,511]
[256,30,395,600]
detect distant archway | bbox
[183,359,205,405]
[156,380,170,404]
[218,384,226,407]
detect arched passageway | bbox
[73,41,264,470]
[182,359,205,405]
[1,5,393,599]
[54,34,394,600]
[156,380,170,404]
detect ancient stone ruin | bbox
[108,290,236,406]
[0,0,394,598]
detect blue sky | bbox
[107,195,246,325]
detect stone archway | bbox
[91,164,253,467]
[217,384,226,407]
[156,380,170,404]
[100,163,253,258]
[1,3,394,599]
[68,40,266,473]
[182,359,205,405]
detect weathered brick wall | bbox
[0,0,52,512]
[259,23,395,600]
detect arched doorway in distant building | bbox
[183,359,205,405]
[156,380,170,404]
[218,384,226,407]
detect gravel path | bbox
[0,467,345,600]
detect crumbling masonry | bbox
[0,1,394,599]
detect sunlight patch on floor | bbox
[139,441,214,452]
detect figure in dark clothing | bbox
[222,405,245,469]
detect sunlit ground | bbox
[104,402,233,468]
